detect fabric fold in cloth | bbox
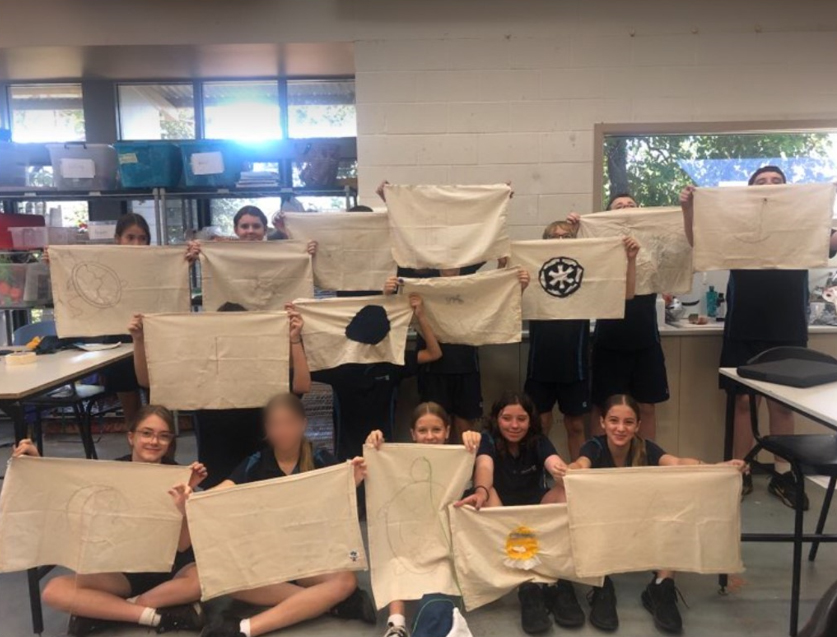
[400,268,522,346]
[186,462,367,600]
[143,311,289,409]
[364,444,475,609]
[563,466,744,578]
[199,241,314,311]
[383,184,512,269]
[0,456,190,574]
[284,211,396,291]
[692,183,835,270]
[49,245,191,338]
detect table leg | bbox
[723,389,736,461]
[27,567,43,634]
[0,400,29,445]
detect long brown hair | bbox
[488,391,541,456]
[410,402,451,429]
[263,393,314,473]
[600,394,647,467]
[128,404,177,462]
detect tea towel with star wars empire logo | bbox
[510,237,626,320]
[186,462,367,600]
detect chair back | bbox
[12,321,57,347]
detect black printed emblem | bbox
[539,257,584,298]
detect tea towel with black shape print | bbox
[293,294,414,371]
[510,237,627,320]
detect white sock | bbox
[138,607,161,627]
[125,596,139,604]
[775,461,791,475]
[655,577,665,585]
[388,613,407,627]
[239,618,252,637]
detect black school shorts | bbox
[124,548,195,597]
[591,343,669,407]
[418,371,483,421]
[719,337,807,393]
[524,378,591,417]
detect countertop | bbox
[659,320,837,336]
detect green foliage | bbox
[604,133,834,208]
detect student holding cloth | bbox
[587,194,669,441]
[680,166,837,506]
[565,394,747,634]
[195,393,375,637]
[454,392,579,635]
[364,402,480,637]
[14,406,207,636]
[524,218,640,459]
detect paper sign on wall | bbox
[200,241,314,312]
[0,456,190,574]
[364,444,475,609]
[693,183,835,270]
[510,237,626,320]
[578,206,693,294]
[49,245,191,338]
[186,463,367,600]
[284,211,396,291]
[143,311,290,410]
[294,294,413,371]
[383,184,512,269]
[563,466,744,577]
[400,268,522,346]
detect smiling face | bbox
[600,403,641,449]
[751,170,786,186]
[115,223,150,246]
[410,413,450,445]
[235,213,267,241]
[127,414,174,463]
[264,403,306,454]
[608,196,638,211]
[497,403,531,445]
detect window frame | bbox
[115,80,198,141]
[4,81,87,144]
[593,119,837,211]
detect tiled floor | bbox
[0,428,834,637]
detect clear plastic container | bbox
[9,226,79,249]
[47,143,119,190]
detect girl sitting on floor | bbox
[564,393,747,634]
[14,405,207,637]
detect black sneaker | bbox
[158,603,205,633]
[328,588,377,624]
[543,579,585,627]
[199,616,243,637]
[67,615,114,637]
[741,472,753,497]
[518,583,552,634]
[641,577,683,634]
[768,471,810,511]
[587,576,618,632]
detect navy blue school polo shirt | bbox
[477,431,558,506]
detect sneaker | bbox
[741,472,753,497]
[518,583,551,634]
[158,603,205,633]
[768,471,810,511]
[67,615,114,637]
[587,576,618,632]
[543,579,585,627]
[641,577,683,634]
[328,588,377,624]
[199,616,243,637]
[384,624,410,637]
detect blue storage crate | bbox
[115,142,183,188]
[180,140,243,187]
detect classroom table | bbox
[0,345,134,635]
[720,367,837,636]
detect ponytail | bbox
[298,437,315,473]
[629,436,648,467]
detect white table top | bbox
[719,367,837,430]
[0,345,134,401]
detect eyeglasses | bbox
[136,429,174,444]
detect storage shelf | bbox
[0,188,156,201]
[160,185,356,200]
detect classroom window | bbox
[8,83,85,143]
[202,81,282,141]
[602,131,837,208]
[117,83,196,140]
[287,79,357,138]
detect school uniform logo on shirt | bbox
[504,525,542,570]
[539,257,584,298]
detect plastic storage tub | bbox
[180,140,242,187]
[9,226,79,249]
[47,143,119,190]
[0,142,28,188]
[114,142,183,188]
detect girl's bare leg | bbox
[42,574,143,623]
